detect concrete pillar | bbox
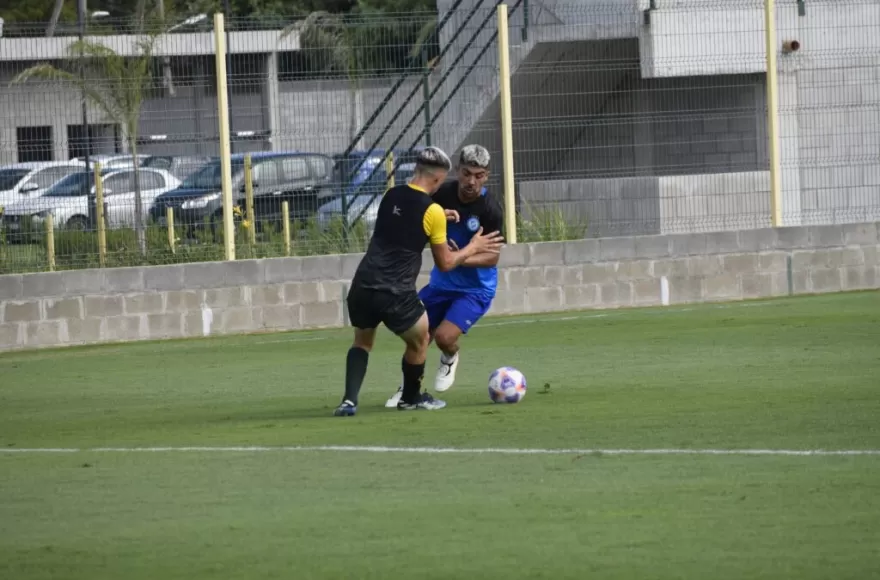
[263,52,280,153]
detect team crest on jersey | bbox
[466,216,480,232]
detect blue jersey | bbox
[427,181,504,299]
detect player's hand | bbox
[444,209,460,223]
[469,227,505,254]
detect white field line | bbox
[1,445,878,457]
[252,300,778,344]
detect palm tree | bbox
[45,0,65,37]
[11,35,160,255]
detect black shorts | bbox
[346,284,425,335]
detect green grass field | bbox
[2,292,879,579]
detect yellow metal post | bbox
[214,12,236,260]
[45,214,55,271]
[497,4,517,244]
[765,0,783,227]
[385,152,395,190]
[94,162,107,267]
[244,153,256,245]
[166,207,176,254]
[281,201,291,256]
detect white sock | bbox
[440,352,457,364]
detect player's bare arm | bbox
[431,227,503,272]
[446,238,501,268]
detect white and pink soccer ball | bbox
[488,367,527,404]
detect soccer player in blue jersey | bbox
[385,144,503,407]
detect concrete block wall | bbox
[1,222,878,352]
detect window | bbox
[104,172,134,194]
[30,167,72,190]
[0,169,30,191]
[140,171,165,190]
[67,124,120,160]
[280,157,311,181]
[253,160,281,187]
[306,155,332,180]
[17,126,53,163]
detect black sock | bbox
[343,347,369,405]
[401,357,426,404]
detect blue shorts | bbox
[418,285,493,334]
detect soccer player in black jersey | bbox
[334,147,505,416]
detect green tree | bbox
[11,34,161,255]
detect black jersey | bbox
[351,183,447,294]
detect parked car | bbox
[150,152,335,236]
[0,161,86,210]
[72,154,150,171]
[1,167,180,236]
[315,149,420,235]
[142,155,215,182]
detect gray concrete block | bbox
[504,268,544,291]
[810,268,842,293]
[66,317,104,344]
[769,272,790,296]
[416,274,430,289]
[651,258,689,279]
[204,287,250,309]
[599,237,636,261]
[705,231,740,254]
[841,223,878,246]
[703,273,741,301]
[775,226,811,249]
[224,260,264,287]
[834,248,865,267]
[842,266,877,291]
[321,281,345,302]
[737,228,778,252]
[143,265,185,291]
[264,257,303,284]
[148,313,183,339]
[60,270,103,296]
[721,254,758,275]
[251,284,285,307]
[581,263,619,285]
[183,312,207,338]
[741,273,774,299]
[340,253,364,279]
[598,282,633,307]
[43,297,83,320]
[617,259,653,280]
[105,315,146,341]
[668,277,703,303]
[563,285,599,309]
[301,301,342,328]
[864,245,879,267]
[84,295,123,318]
[0,322,23,347]
[631,279,660,305]
[634,235,671,258]
[124,292,165,315]
[259,305,302,330]
[182,262,227,290]
[284,282,320,304]
[791,270,809,294]
[528,242,565,266]
[420,249,434,273]
[165,290,204,313]
[561,266,582,286]
[498,243,529,268]
[542,266,565,286]
[488,291,527,315]
[687,255,723,277]
[24,320,66,347]
[808,225,845,248]
[220,307,261,333]
[562,239,599,265]
[300,255,342,280]
[758,252,788,272]
[0,275,23,301]
[21,272,65,298]
[668,233,708,257]
[3,300,41,323]
[102,267,145,293]
[525,287,564,313]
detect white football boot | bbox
[434,353,459,392]
[385,385,403,408]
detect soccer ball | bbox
[488,367,527,404]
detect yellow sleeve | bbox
[422,203,448,246]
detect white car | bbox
[0,161,86,210]
[1,167,180,231]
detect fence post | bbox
[497,3,518,244]
[46,214,55,271]
[765,0,783,227]
[422,46,432,147]
[244,153,256,246]
[385,152,395,190]
[214,12,236,260]
[94,161,107,267]
[281,200,291,257]
[166,207,176,254]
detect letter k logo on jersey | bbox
[392,205,402,216]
